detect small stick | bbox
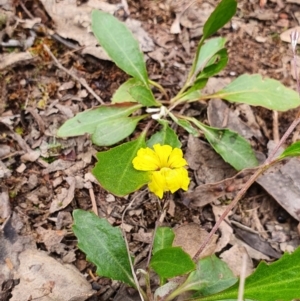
[237,253,248,301]
[19,0,35,19]
[88,186,98,216]
[121,191,148,301]
[43,44,104,104]
[272,110,279,144]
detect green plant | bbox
[57,0,300,300]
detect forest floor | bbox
[1,0,300,300]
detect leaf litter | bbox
[1,0,300,300]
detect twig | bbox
[43,44,104,104]
[272,110,279,143]
[146,200,168,267]
[19,0,35,19]
[237,252,248,301]
[121,191,148,301]
[88,186,98,216]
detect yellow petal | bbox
[168,148,188,168]
[148,170,167,199]
[132,147,160,171]
[165,167,190,193]
[153,144,172,167]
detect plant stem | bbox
[148,79,169,102]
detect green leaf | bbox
[181,79,208,102]
[203,0,237,40]
[92,10,148,85]
[169,115,199,137]
[180,255,237,296]
[147,120,181,148]
[191,119,258,170]
[180,90,203,102]
[92,136,150,196]
[198,48,228,79]
[73,209,135,287]
[150,247,196,279]
[112,78,139,103]
[153,227,175,254]
[279,141,300,159]
[92,115,146,146]
[196,247,300,301]
[129,83,160,107]
[215,74,300,111]
[57,103,141,137]
[195,37,227,75]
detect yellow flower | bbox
[132,144,190,198]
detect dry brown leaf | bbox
[280,26,300,44]
[10,249,94,301]
[40,0,154,61]
[212,205,233,253]
[173,223,217,258]
[220,245,253,277]
[0,51,34,70]
[257,157,300,221]
[50,177,76,213]
[207,99,263,141]
[0,190,11,219]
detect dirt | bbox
[1,0,300,300]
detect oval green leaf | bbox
[73,209,135,287]
[112,78,139,104]
[147,120,181,148]
[215,74,300,111]
[153,227,175,255]
[92,136,150,196]
[129,83,160,107]
[197,48,228,79]
[92,115,146,146]
[203,0,237,40]
[92,10,148,85]
[180,255,237,296]
[191,119,258,170]
[196,247,300,301]
[195,37,227,75]
[57,103,141,137]
[279,141,300,159]
[150,247,196,279]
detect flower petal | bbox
[148,170,167,199]
[132,147,161,171]
[153,144,172,167]
[168,148,188,168]
[165,167,190,193]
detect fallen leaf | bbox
[173,223,217,258]
[40,0,154,61]
[220,245,253,277]
[257,157,300,221]
[50,177,76,213]
[280,26,300,44]
[0,51,34,70]
[10,249,94,301]
[212,205,233,252]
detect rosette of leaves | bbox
[57,0,300,197]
